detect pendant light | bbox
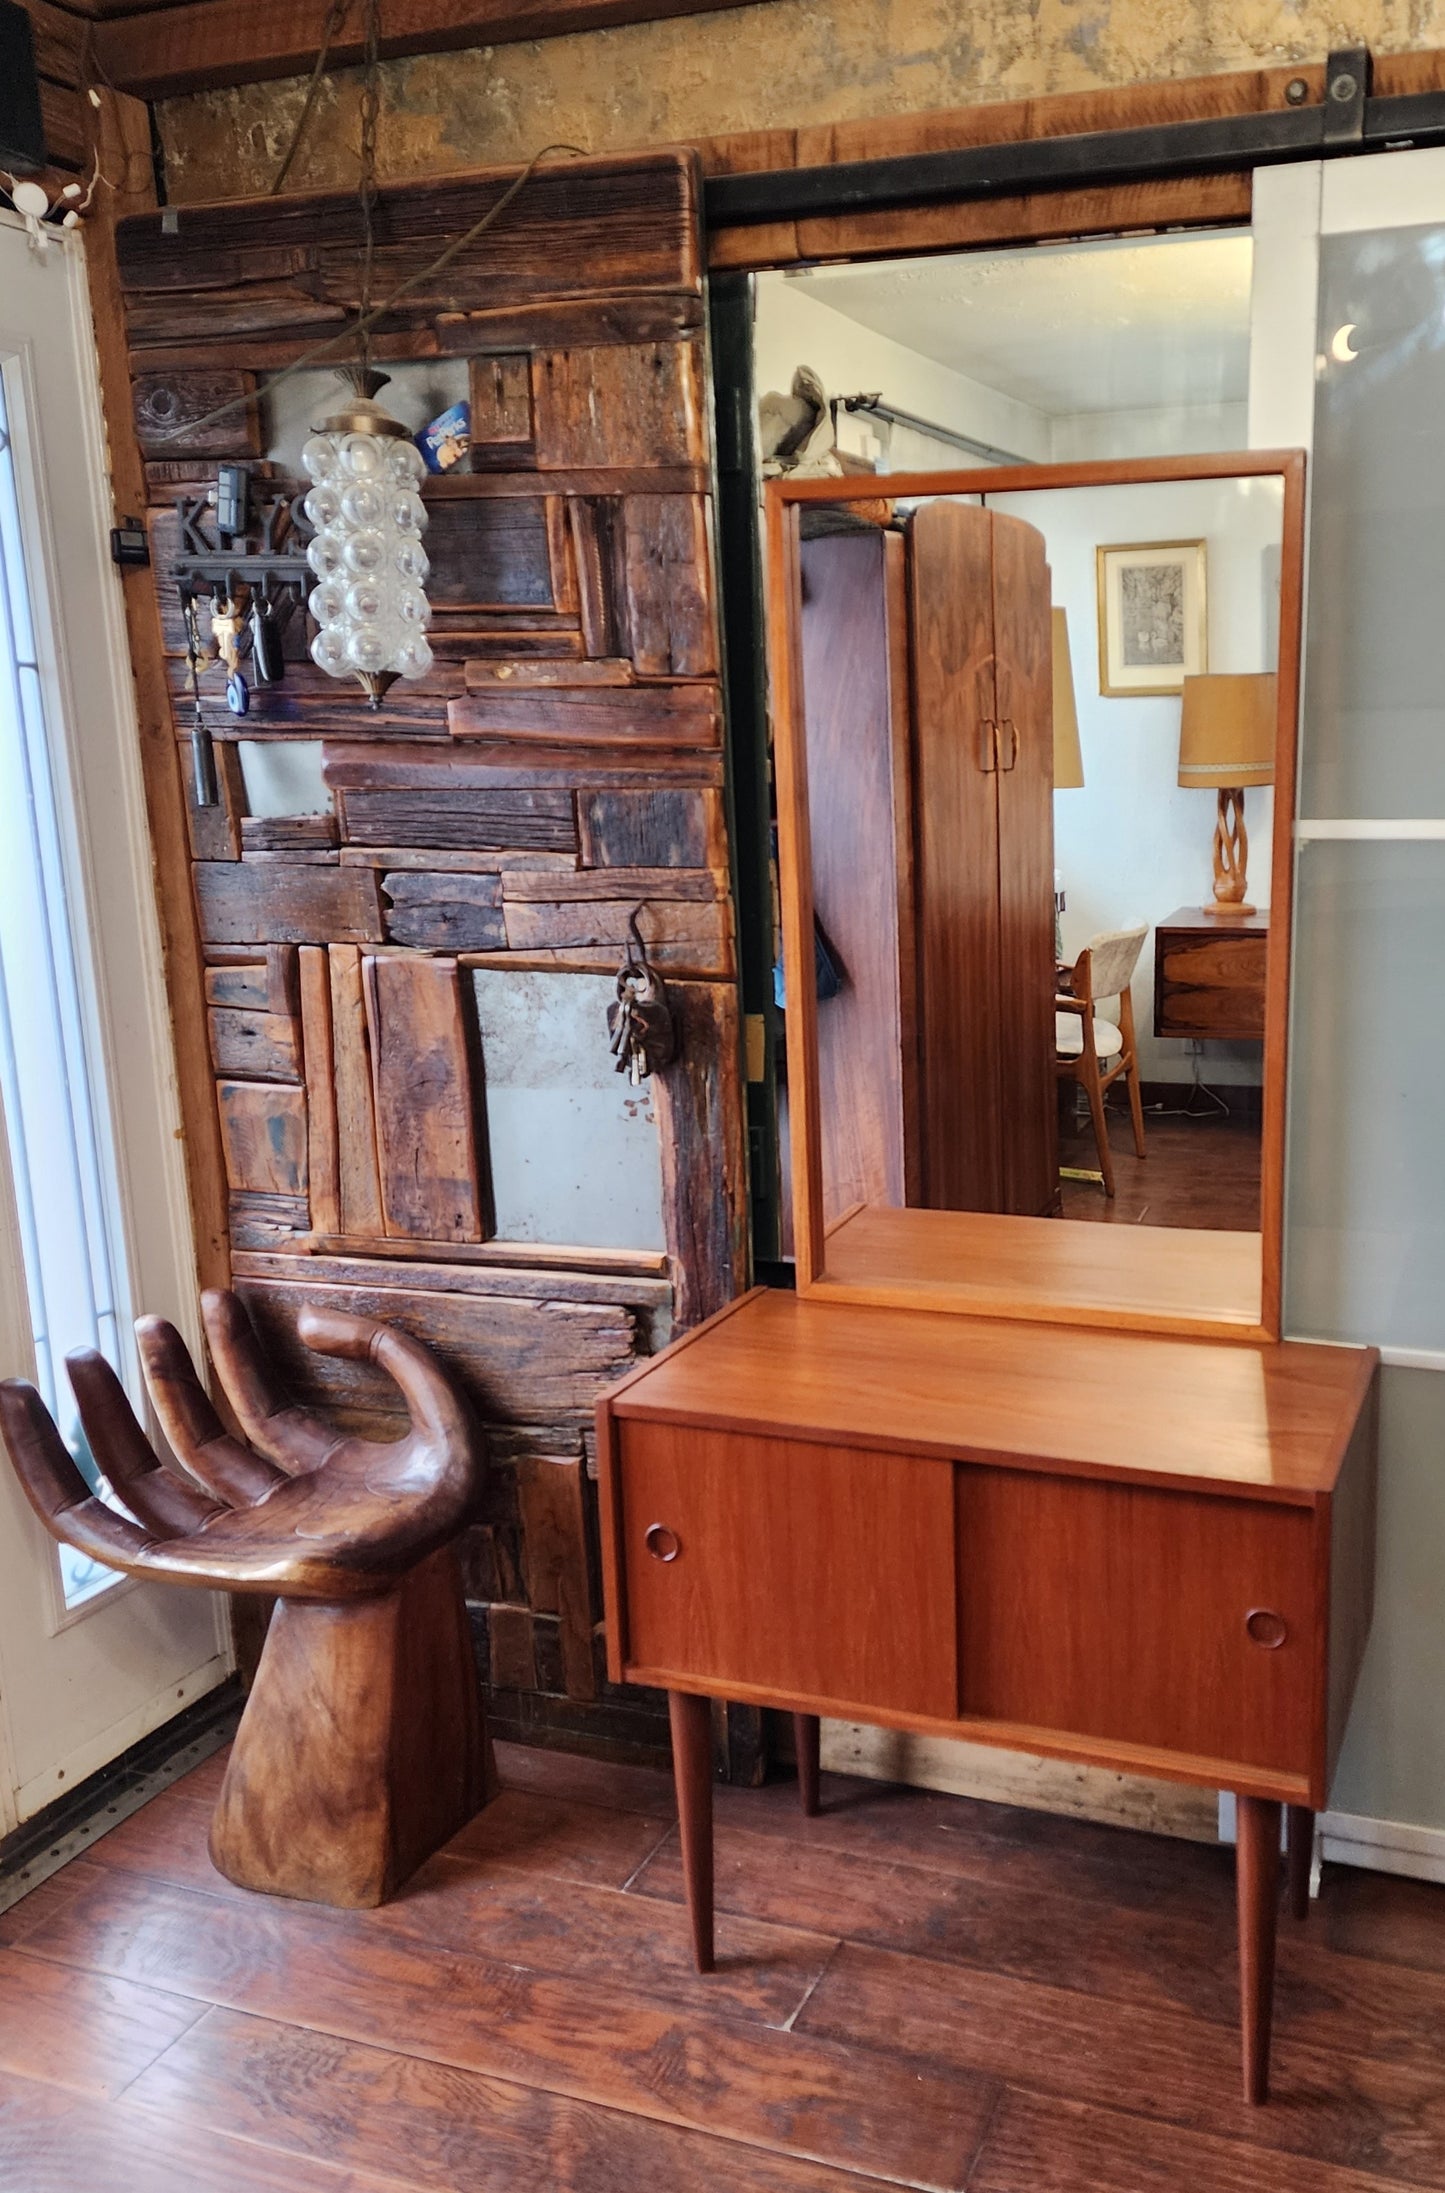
[301,0,432,709]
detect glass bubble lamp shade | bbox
[301,382,432,708]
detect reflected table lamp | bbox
[1177,671,1275,916]
[1053,607,1084,791]
[1052,608,1083,959]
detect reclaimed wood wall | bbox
[113,150,748,1761]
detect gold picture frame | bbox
[1096,538,1208,696]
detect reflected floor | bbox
[1060,1102,1262,1232]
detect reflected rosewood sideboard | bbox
[597,1287,1378,2106]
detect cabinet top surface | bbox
[1156,906,1270,935]
[607,1290,1376,1501]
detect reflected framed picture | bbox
[1096,538,1208,696]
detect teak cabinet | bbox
[598,1287,1379,2105]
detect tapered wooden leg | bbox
[1125,1061,1148,1158]
[1287,1804,1315,1922]
[669,1690,715,1974]
[1081,1056,1115,1196]
[210,1546,492,1908]
[1236,1795,1282,2104]
[794,1712,821,1817]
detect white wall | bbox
[987,474,1284,1085]
[1050,401,1248,462]
[754,276,1051,472]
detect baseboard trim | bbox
[1319,1810,1445,1884]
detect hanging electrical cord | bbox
[270,0,354,196]
[146,140,584,447]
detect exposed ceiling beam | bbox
[94,0,757,102]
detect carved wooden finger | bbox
[66,1349,225,1535]
[0,1378,154,1572]
[297,1306,478,1481]
[202,1287,340,1476]
[135,1314,288,1505]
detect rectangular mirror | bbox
[767,451,1304,1339]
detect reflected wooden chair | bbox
[0,1289,494,1908]
[1054,924,1149,1197]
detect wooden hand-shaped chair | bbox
[0,1290,494,1908]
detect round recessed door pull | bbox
[1245,1607,1288,1649]
[644,1523,681,1563]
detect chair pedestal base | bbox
[209,1546,495,1907]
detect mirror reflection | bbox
[797,469,1284,1242]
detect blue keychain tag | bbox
[226,669,250,717]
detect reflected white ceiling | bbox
[789,232,1254,418]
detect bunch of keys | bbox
[607,910,678,1085]
[210,585,250,718]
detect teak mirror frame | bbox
[766,448,1307,1343]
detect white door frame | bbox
[0,211,230,1829]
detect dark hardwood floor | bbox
[1059,1097,1262,1229]
[3,1740,1445,2190]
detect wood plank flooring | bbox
[4,1740,1445,2190]
[1059,1105,1262,1229]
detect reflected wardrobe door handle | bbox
[999,718,1019,770]
[644,1523,681,1563]
[979,720,998,773]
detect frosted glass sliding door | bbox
[1257,150,1445,1358]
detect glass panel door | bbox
[0,214,228,1828]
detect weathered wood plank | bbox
[532,343,706,470]
[424,495,557,610]
[327,945,384,1240]
[204,962,269,1011]
[193,861,384,945]
[216,1080,308,1198]
[654,979,748,1328]
[132,369,259,457]
[578,787,726,867]
[437,293,704,355]
[233,1275,640,1425]
[469,353,534,462]
[423,466,708,499]
[502,894,733,976]
[622,495,718,677]
[241,813,340,854]
[519,1453,597,1700]
[207,1006,302,1081]
[297,944,340,1236]
[325,738,723,791]
[448,682,720,745]
[501,865,724,902]
[343,845,579,873]
[229,1189,311,1249]
[127,286,348,348]
[382,871,507,951]
[232,1246,671,1304]
[362,953,485,1244]
[340,789,579,853]
[114,155,703,315]
[464,658,637,688]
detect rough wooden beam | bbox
[94,0,766,100]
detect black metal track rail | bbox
[704,47,1441,227]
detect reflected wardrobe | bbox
[800,499,1057,1224]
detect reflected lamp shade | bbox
[1177,672,1276,914]
[1052,607,1084,790]
[1177,673,1276,790]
